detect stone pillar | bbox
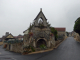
[6,44,9,50]
[29,37,32,43]
[35,20,38,26]
[53,40,55,47]
[47,40,50,48]
[44,20,47,26]
[33,39,36,47]
[50,36,55,47]
[10,44,13,51]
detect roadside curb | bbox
[54,37,67,49]
[27,49,53,55]
[54,40,64,49]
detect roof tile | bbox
[54,28,65,31]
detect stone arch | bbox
[38,17,43,24]
[36,38,47,48]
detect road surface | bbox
[0,37,80,60]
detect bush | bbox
[74,17,80,35]
[31,47,35,52]
[40,44,46,50]
[4,44,7,48]
[50,27,58,40]
[55,34,58,41]
[22,51,28,55]
[23,45,35,53]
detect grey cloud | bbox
[0,0,80,37]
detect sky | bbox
[0,0,80,37]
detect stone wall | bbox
[23,34,29,46]
[50,37,55,47]
[57,31,66,36]
[57,31,66,40]
[6,43,23,53]
[32,27,50,35]
[74,33,80,41]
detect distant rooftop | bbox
[54,27,66,31]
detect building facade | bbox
[54,28,66,40]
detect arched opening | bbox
[36,39,46,48]
[38,18,43,24]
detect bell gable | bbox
[34,8,48,26]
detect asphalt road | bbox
[0,37,80,60]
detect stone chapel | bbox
[23,8,55,48]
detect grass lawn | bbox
[0,42,3,45]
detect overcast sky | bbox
[0,0,80,37]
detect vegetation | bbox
[28,24,34,31]
[46,22,58,40]
[4,40,23,44]
[23,45,35,54]
[74,17,80,35]
[66,32,69,36]
[3,44,7,48]
[29,32,33,36]
[50,27,58,41]
[40,44,46,50]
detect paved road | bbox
[0,37,80,60]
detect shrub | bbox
[40,44,46,50]
[74,17,80,35]
[4,44,7,48]
[23,45,35,53]
[31,47,35,52]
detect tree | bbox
[74,17,80,35]
[66,32,69,36]
[50,27,58,40]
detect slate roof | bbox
[4,33,16,40]
[14,36,23,38]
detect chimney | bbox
[5,32,9,36]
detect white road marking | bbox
[12,58,17,60]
